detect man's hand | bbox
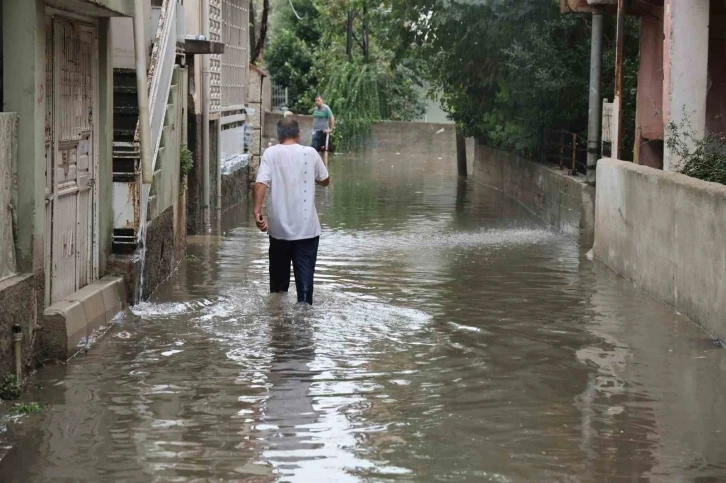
[324,129,332,134]
[254,212,268,232]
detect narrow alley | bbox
[1,150,725,482]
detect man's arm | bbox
[329,114,335,131]
[314,150,330,186]
[253,182,268,232]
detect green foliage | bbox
[391,0,640,159]
[0,374,21,401]
[180,147,193,178]
[264,0,425,149]
[667,120,726,185]
[265,28,318,112]
[10,402,44,414]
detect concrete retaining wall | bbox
[594,158,726,336]
[473,144,595,246]
[263,112,474,158]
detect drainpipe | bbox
[586,12,604,186]
[134,0,153,185]
[202,0,211,231]
[217,119,222,223]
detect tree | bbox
[264,0,426,149]
[390,0,640,159]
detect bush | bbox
[667,121,726,185]
[0,374,21,400]
[180,147,193,178]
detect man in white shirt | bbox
[254,117,330,305]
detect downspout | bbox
[586,12,604,185]
[134,0,153,185]
[217,118,222,223]
[202,0,211,231]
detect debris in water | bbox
[712,339,724,348]
[435,128,445,134]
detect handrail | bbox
[135,0,178,180]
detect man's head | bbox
[315,95,324,108]
[276,117,301,143]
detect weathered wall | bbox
[0,113,18,280]
[594,158,726,337]
[186,113,204,234]
[2,0,45,272]
[142,206,175,300]
[474,144,595,247]
[0,274,41,377]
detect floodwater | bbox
[2,149,726,483]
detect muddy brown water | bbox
[1,151,726,482]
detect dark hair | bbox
[315,94,323,100]
[277,117,301,142]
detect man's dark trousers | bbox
[269,236,320,305]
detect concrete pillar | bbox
[663,0,710,171]
[2,0,46,272]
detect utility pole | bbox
[586,12,604,185]
[614,0,626,160]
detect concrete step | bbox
[42,276,127,359]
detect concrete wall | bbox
[0,274,42,377]
[473,144,595,247]
[594,158,726,337]
[3,0,45,273]
[263,113,474,159]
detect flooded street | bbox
[2,150,726,482]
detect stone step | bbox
[42,276,127,359]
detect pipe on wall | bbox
[202,0,211,231]
[217,118,222,222]
[586,12,604,185]
[134,0,153,185]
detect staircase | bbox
[112,68,142,253]
[111,0,179,255]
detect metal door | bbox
[45,17,98,304]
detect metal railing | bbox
[544,129,588,176]
[135,0,178,242]
[271,83,288,111]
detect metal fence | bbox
[271,83,288,111]
[544,129,588,176]
[0,113,18,281]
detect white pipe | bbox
[134,0,153,185]
[217,118,222,222]
[202,0,211,231]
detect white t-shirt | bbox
[255,143,329,241]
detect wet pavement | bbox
[2,149,726,482]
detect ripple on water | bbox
[1,154,725,483]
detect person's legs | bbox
[269,236,292,293]
[291,236,320,304]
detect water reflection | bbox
[1,151,725,482]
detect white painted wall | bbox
[663,0,710,171]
